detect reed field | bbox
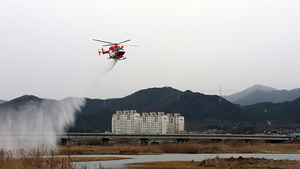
[0,147,73,169]
[1,139,300,169]
[0,146,128,169]
[59,139,300,155]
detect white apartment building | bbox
[111,110,184,134]
[139,112,169,134]
[174,113,185,133]
[111,110,140,134]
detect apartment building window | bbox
[155,116,158,122]
[127,114,131,120]
[117,115,120,120]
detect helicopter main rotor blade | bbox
[123,45,138,47]
[93,39,113,44]
[116,39,131,45]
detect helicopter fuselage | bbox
[108,45,125,59]
[93,39,131,60]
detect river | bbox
[73,154,300,169]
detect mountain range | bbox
[77,87,253,132]
[223,84,300,106]
[1,84,298,107]
[0,99,5,105]
[223,84,275,102]
[1,85,299,133]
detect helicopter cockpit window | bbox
[112,47,123,52]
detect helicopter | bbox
[93,39,135,60]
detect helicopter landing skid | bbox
[107,57,126,60]
[118,57,127,60]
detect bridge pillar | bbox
[244,139,250,143]
[177,139,183,143]
[102,138,109,146]
[211,139,222,143]
[61,138,68,146]
[140,138,149,145]
[176,139,188,143]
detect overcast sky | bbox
[0,0,299,101]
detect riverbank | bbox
[59,140,300,155]
[2,140,298,169]
[127,157,300,169]
[1,141,300,169]
[0,148,129,169]
[67,156,130,162]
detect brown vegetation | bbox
[128,161,207,169]
[59,139,300,155]
[0,147,73,169]
[128,157,300,169]
[2,140,299,169]
[198,157,300,169]
[0,147,128,169]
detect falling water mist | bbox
[0,58,118,151]
[78,59,118,97]
[0,96,86,151]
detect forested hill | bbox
[0,99,6,105]
[77,87,253,131]
[223,84,300,106]
[1,87,299,132]
[243,97,300,125]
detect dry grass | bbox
[0,147,73,169]
[198,157,300,169]
[127,157,300,169]
[59,144,162,155]
[128,161,213,169]
[1,140,300,169]
[59,140,300,155]
[0,147,128,169]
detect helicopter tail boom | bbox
[98,48,109,56]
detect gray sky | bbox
[0,0,299,100]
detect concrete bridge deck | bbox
[61,133,292,141]
[0,133,293,145]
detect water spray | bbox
[0,56,118,152]
[0,97,85,151]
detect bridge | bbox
[59,133,293,145]
[0,133,293,145]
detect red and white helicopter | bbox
[93,39,135,60]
